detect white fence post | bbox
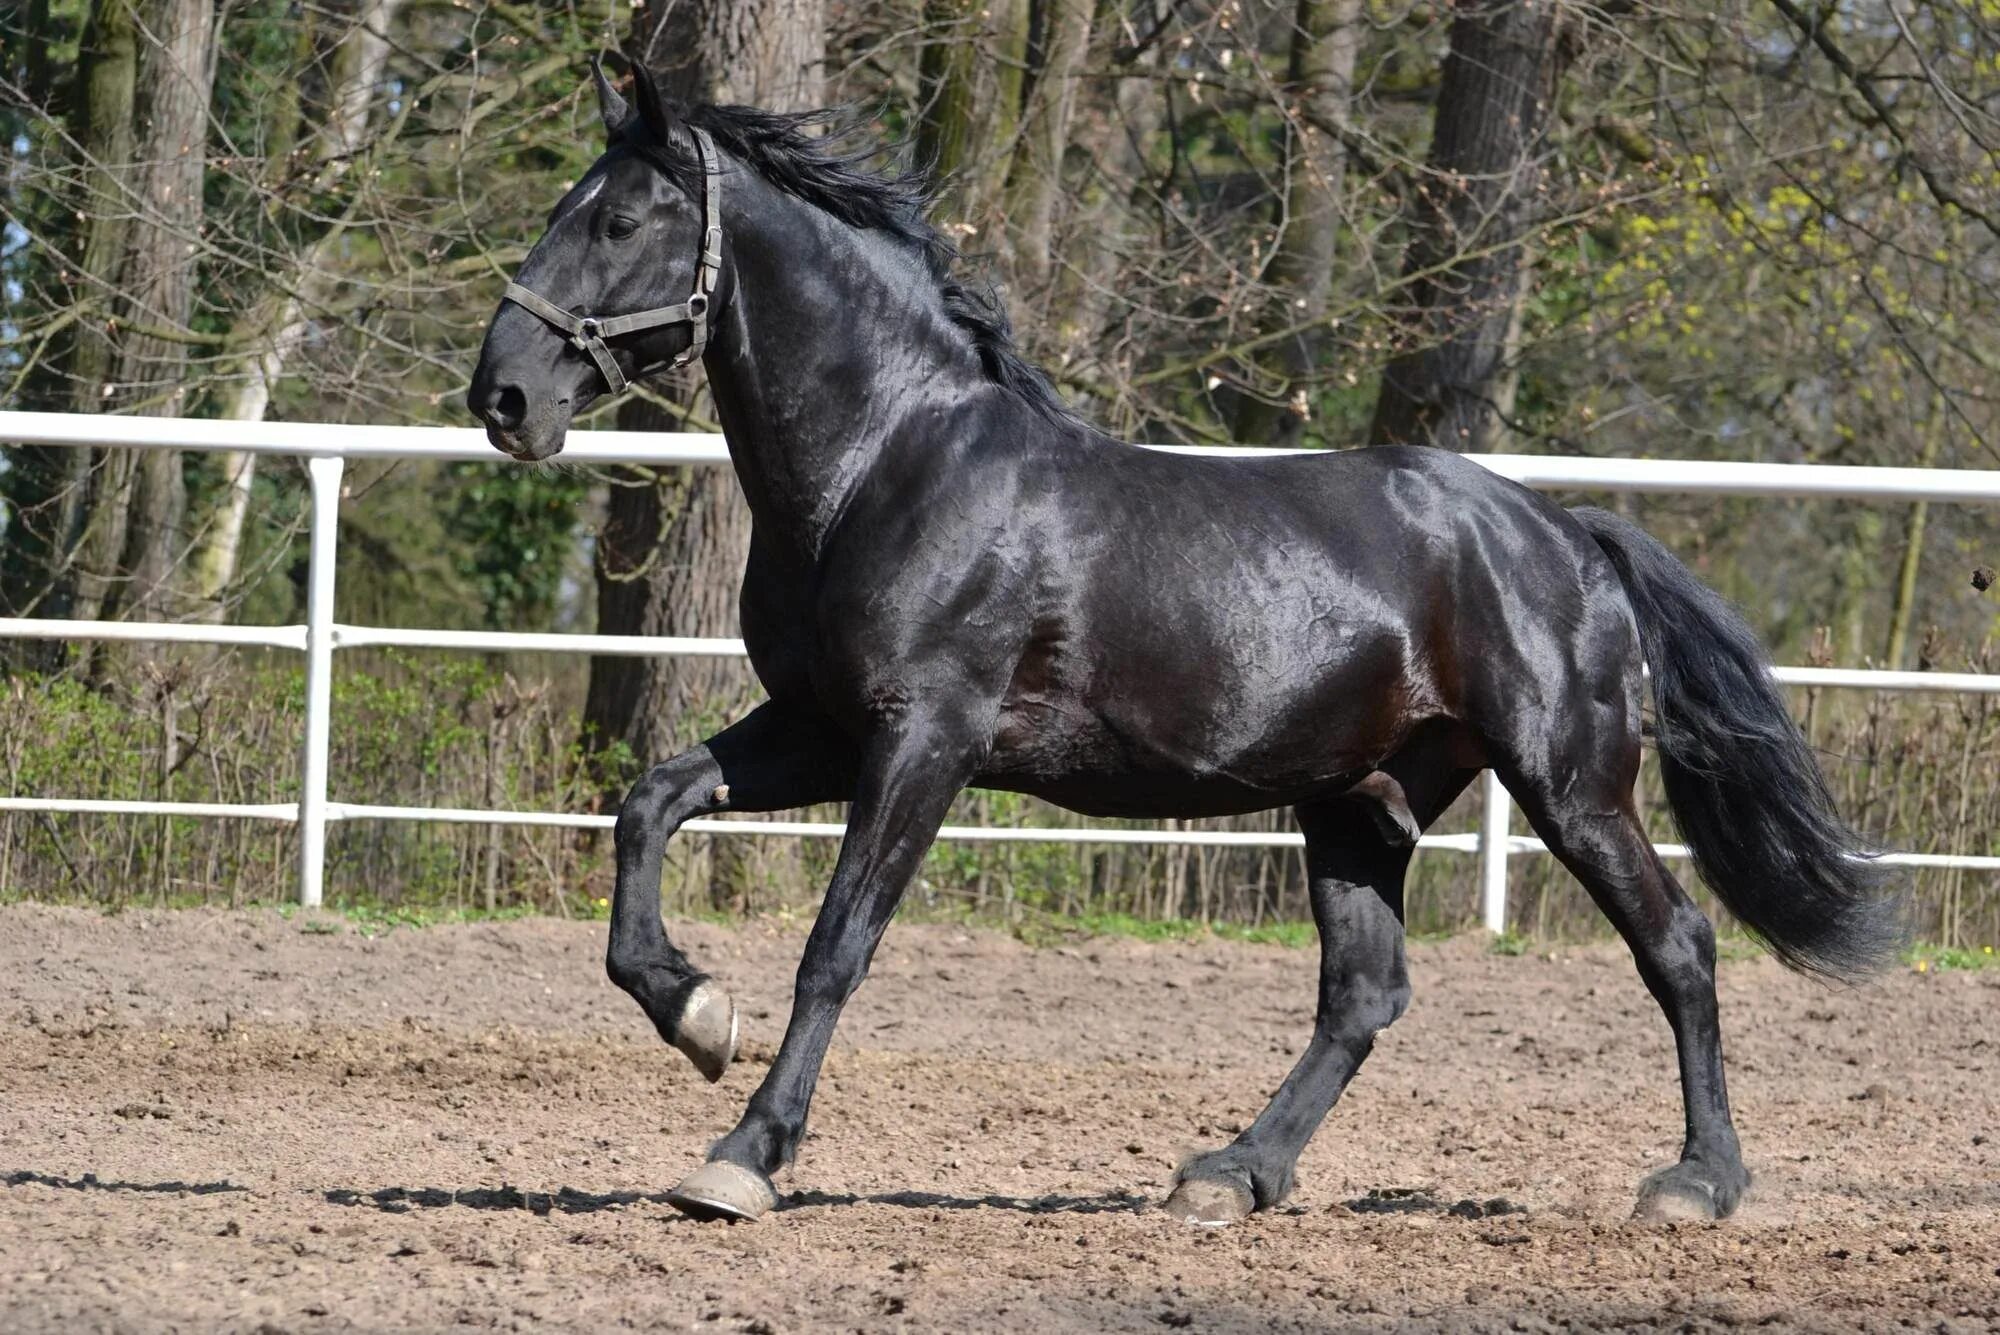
[1478,768,1511,934]
[296,455,343,908]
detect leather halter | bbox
[501,126,724,397]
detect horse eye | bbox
[606,215,640,241]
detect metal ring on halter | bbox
[499,125,724,398]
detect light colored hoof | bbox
[672,979,738,1083]
[665,1160,777,1222]
[1161,1174,1254,1227]
[1633,1174,1720,1223]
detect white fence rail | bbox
[3,409,1998,926]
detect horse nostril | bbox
[483,384,527,431]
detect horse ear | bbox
[628,60,677,144]
[591,53,630,139]
[588,52,628,138]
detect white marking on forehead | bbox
[568,175,608,209]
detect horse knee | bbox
[615,772,676,839]
[614,756,711,846]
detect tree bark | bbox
[1367,0,1571,452]
[917,0,1027,226]
[66,0,139,417]
[69,0,218,625]
[1884,405,1944,669]
[998,0,1094,294]
[917,1,980,206]
[6,0,142,625]
[1046,1,1168,390]
[1230,0,1363,447]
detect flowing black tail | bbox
[1570,507,1908,981]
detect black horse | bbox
[468,61,1904,1225]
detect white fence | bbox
[4,408,2000,928]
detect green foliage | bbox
[1906,943,2000,973]
[442,464,590,629]
[6,0,2000,952]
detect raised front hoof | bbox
[1633,1160,1748,1223]
[665,1161,778,1222]
[671,978,739,1084]
[1161,1173,1255,1227]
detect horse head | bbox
[468,57,722,461]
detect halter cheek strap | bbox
[502,126,724,397]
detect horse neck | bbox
[701,175,982,558]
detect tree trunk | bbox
[1230,0,1363,447]
[1884,405,1944,668]
[71,0,219,625]
[6,0,141,625]
[66,0,139,414]
[918,1,980,204]
[1047,2,1168,391]
[1367,0,1571,451]
[998,0,1094,295]
[917,0,1027,226]
[189,0,406,614]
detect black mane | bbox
[626,101,1074,423]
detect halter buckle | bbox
[577,317,603,343]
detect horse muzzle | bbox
[470,381,574,462]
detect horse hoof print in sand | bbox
[468,56,1906,1228]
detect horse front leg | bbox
[607,702,856,1081]
[664,711,981,1221]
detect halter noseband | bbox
[501,126,724,397]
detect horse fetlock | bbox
[610,959,738,1082]
[1163,1145,1296,1225]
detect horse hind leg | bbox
[1163,756,1474,1224]
[1493,722,1750,1221]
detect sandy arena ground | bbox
[0,905,1995,1332]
